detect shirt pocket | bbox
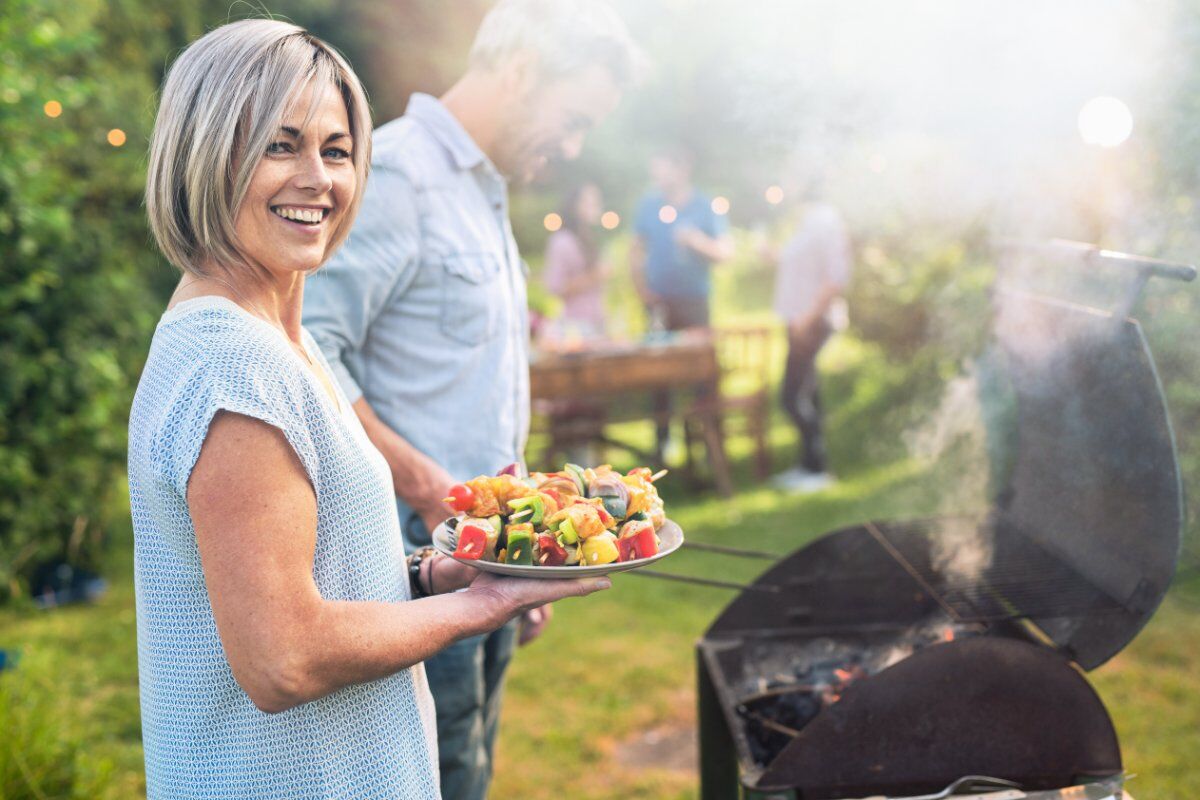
[439,252,503,346]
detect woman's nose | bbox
[294,150,333,194]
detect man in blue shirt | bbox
[302,2,640,797]
[630,147,734,458]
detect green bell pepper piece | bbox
[507,495,545,526]
[505,529,533,565]
[557,516,579,545]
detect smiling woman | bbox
[128,18,610,800]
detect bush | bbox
[0,0,230,599]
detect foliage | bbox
[0,0,235,599]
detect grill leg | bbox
[698,645,741,800]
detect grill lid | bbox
[986,290,1183,668]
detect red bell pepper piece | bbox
[536,534,568,566]
[596,505,616,529]
[617,527,659,562]
[453,523,488,560]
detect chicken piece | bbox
[464,477,501,517]
[489,474,535,507]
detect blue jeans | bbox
[425,621,518,800]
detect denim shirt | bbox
[303,94,530,550]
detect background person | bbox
[543,181,610,341]
[765,193,852,492]
[629,146,734,461]
[129,19,608,799]
[301,2,641,797]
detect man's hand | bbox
[412,455,457,534]
[517,604,553,646]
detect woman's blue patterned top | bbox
[128,296,440,799]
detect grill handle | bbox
[1001,239,1198,282]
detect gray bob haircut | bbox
[146,19,371,278]
[468,0,645,88]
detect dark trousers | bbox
[406,512,518,800]
[781,319,831,472]
[651,295,710,455]
[424,622,518,800]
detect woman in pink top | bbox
[544,182,609,339]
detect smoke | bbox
[604,0,1175,247]
[904,368,996,584]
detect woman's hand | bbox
[466,571,611,628]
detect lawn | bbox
[2,427,1198,798]
[2,264,1198,798]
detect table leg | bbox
[695,407,733,497]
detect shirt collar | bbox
[406,92,490,172]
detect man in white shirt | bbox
[768,198,852,491]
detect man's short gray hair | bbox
[146,19,372,279]
[468,0,644,87]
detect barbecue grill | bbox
[647,244,1195,799]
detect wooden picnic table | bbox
[529,333,734,495]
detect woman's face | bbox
[235,80,355,278]
[576,183,604,226]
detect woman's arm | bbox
[189,410,608,713]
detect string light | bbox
[764,185,784,205]
[711,196,730,215]
[107,128,126,147]
[658,205,677,224]
[44,100,62,118]
[543,213,562,232]
[600,211,620,230]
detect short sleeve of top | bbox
[153,321,322,502]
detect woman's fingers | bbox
[468,572,611,614]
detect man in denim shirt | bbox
[303,2,639,797]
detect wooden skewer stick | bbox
[510,507,534,522]
[650,469,669,483]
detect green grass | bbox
[2,437,1198,798]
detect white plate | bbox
[432,518,684,578]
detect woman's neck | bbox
[172,268,306,344]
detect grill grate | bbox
[865,519,1127,623]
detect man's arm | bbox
[676,227,734,263]
[303,167,454,528]
[353,397,456,533]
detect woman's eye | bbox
[266,141,293,155]
[323,147,351,161]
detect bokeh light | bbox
[600,211,620,230]
[43,100,62,118]
[659,205,677,223]
[711,196,730,215]
[1077,96,1133,147]
[764,185,784,205]
[107,128,127,147]
[543,212,562,232]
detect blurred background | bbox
[2,0,1199,797]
